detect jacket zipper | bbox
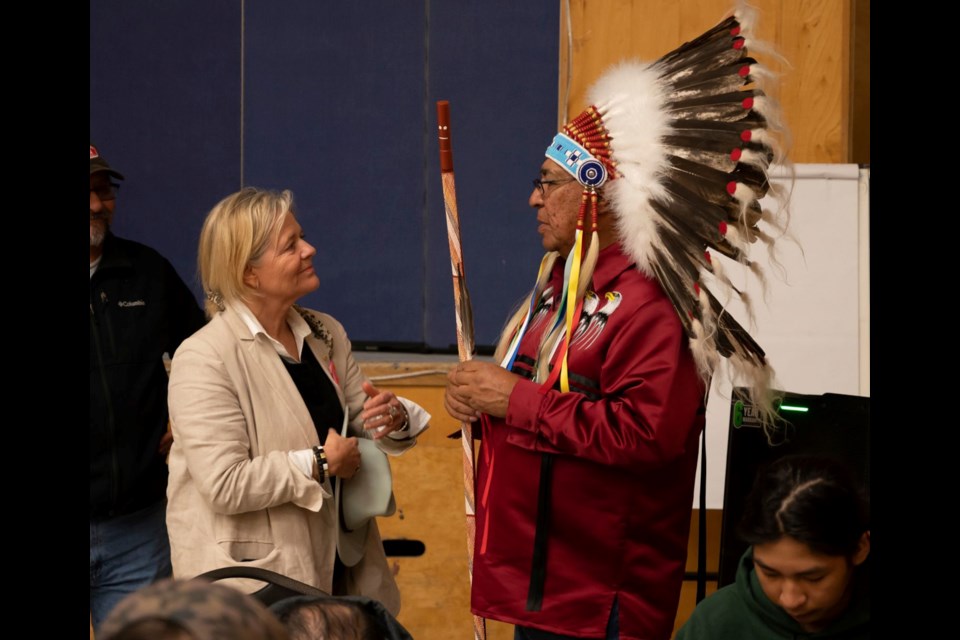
[91,290,120,512]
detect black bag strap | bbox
[193,566,329,607]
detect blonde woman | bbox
[166,187,428,614]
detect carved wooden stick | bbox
[436,100,485,640]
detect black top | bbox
[281,343,344,445]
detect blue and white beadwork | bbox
[545,133,607,188]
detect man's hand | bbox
[444,360,519,421]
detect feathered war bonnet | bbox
[509,5,791,425]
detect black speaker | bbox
[717,388,870,587]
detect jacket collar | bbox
[217,303,344,409]
[95,232,133,273]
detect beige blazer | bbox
[166,305,419,614]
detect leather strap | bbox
[193,566,329,606]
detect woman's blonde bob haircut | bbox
[198,187,294,318]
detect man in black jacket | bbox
[89,143,206,632]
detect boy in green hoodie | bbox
[676,455,869,639]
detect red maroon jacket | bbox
[471,243,706,640]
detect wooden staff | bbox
[436,100,486,640]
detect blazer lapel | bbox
[220,307,319,447]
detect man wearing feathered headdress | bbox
[444,6,789,639]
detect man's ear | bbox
[851,531,870,566]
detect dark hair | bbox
[103,618,195,640]
[273,597,383,640]
[738,454,869,557]
[98,579,289,640]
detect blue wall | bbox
[90,1,559,352]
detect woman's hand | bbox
[360,381,409,439]
[324,428,361,479]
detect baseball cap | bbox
[90,143,125,180]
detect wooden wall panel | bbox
[673,509,723,635]
[778,0,851,162]
[850,0,870,164]
[561,0,856,163]
[673,581,720,637]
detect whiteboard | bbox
[693,163,869,508]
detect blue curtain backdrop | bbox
[90,0,559,352]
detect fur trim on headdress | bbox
[590,62,673,278]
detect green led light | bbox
[779,404,809,413]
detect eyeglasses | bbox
[532,177,575,195]
[91,182,120,202]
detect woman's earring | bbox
[205,290,225,312]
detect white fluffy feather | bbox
[739,148,770,170]
[588,61,671,277]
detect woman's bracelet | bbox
[312,445,329,483]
